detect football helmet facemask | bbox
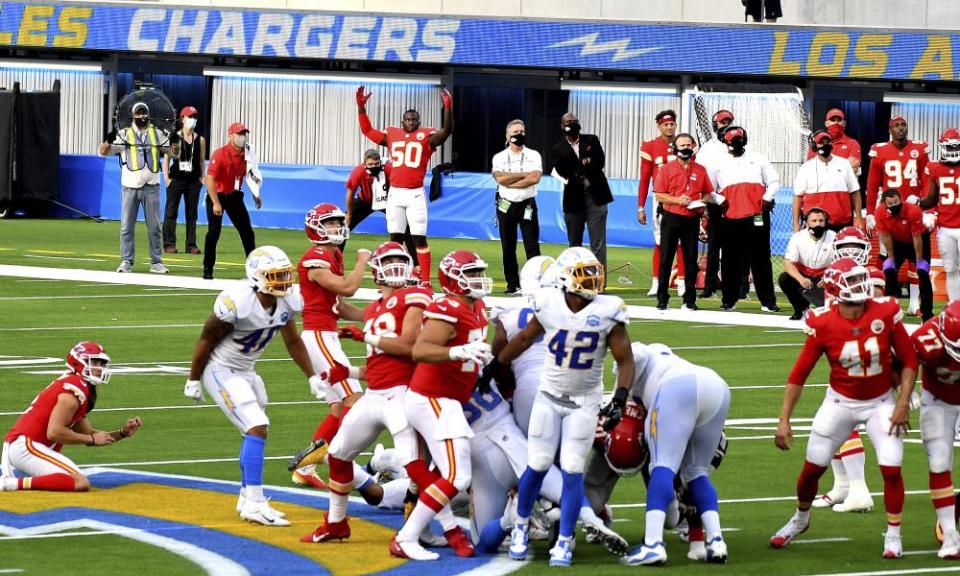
[245,246,295,297]
[823,257,872,304]
[67,341,111,385]
[519,255,558,297]
[305,203,349,245]
[832,226,871,265]
[939,128,960,164]
[604,404,647,476]
[369,241,414,287]
[939,301,960,362]
[438,250,492,299]
[556,247,604,299]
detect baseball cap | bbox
[180,106,199,118]
[826,108,845,121]
[228,122,249,135]
[132,102,149,115]
[712,110,734,124]
[889,115,906,127]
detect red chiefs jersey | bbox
[866,140,930,214]
[385,126,436,189]
[363,285,433,390]
[410,295,488,404]
[787,298,918,400]
[638,137,675,208]
[5,374,91,450]
[298,245,344,332]
[912,318,960,405]
[926,161,960,228]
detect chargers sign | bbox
[1,1,960,81]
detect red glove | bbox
[440,86,452,110]
[338,325,365,342]
[356,86,372,108]
[323,362,351,384]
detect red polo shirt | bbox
[653,159,714,217]
[346,163,393,203]
[875,202,924,244]
[207,143,246,194]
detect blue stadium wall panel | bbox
[56,155,795,252]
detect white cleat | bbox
[832,483,873,513]
[390,536,439,561]
[770,513,810,549]
[0,476,17,492]
[549,538,574,567]
[647,280,659,297]
[239,499,291,527]
[620,541,667,566]
[939,530,960,559]
[687,541,706,561]
[236,490,285,518]
[705,536,728,564]
[509,523,530,560]
[811,487,846,508]
[581,518,628,555]
[882,530,902,559]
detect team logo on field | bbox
[871,319,885,334]
[386,296,398,310]
[587,315,601,327]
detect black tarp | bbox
[16,90,59,201]
[0,91,13,203]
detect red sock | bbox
[930,471,954,509]
[312,412,342,443]
[652,244,661,278]
[405,459,441,491]
[880,465,905,526]
[419,477,458,512]
[689,524,704,542]
[797,460,828,504]
[21,473,76,491]
[676,244,686,278]
[327,455,355,495]
[416,247,431,282]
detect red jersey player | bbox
[638,110,682,296]
[2,342,141,492]
[920,128,960,301]
[912,301,960,559]
[770,258,917,558]
[865,116,930,226]
[356,85,453,283]
[389,249,492,561]
[287,203,371,479]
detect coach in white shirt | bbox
[779,208,836,320]
[492,119,543,295]
[792,129,862,233]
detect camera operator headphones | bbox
[808,128,831,150]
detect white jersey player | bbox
[479,246,635,567]
[184,246,322,527]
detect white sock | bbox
[397,501,436,542]
[829,459,849,494]
[378,479,411,510]
[436,505,458,532]
[886,523,901,537]
[948,272,960,301]
[796,508,811,524]
[842,452,866,483]
[328,491,348,523]
[701,510,722,541]
[352,463,372,489]
[644,510,666,545]
[246,484,265,503]
[578,504,600,525]
[909,283,920,310]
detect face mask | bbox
[675,147,694,160]
[509,133,526,147]
[809,225,826,239]
[563,122,581,136]
[816,143,833,157]
[234,135,247,148]
[727,139,745,155]
[134,116,148,128]
[827,123,845,139]
[888,203,902,216]
[183,117,197,130]
[366,165,383,178]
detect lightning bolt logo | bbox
[547,32,660,62]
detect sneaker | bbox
[769,512,809,548]
[164,246,178,254]
[789,312,805,321]
[291,466,330,490]
[236,489,245,514]
[287,439,328,471]
[504,287,522,296]
[647,280,659,297]
[202,269,214,280]
[720,304,736,312]
[706,536,727,564]
[581,519,628,555]
[833,482,873,513]
[509,523,530,560]
[549,538,574,567]
[620,541,667,566]
[239,499,291,527]
[939,529,960,559]
[760,304,781,312]
[389,535,439,561]
[656,303,668,310]
[300,514,350,543]
[882,530,902,559]
[699,289,715,299]
[116,261,133,273]
[0,476,18,491]
[681,303,699,311]
[687,540,706,561]
[187,246,201,254]
[445,526,476,558]
[150,262,169,274]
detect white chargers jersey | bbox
[533,288,629,400]
[208,283,304,372]
[494,301,546,394]
[463,381,513,434]
[629,345,714,409]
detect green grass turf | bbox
[0,217,947,575]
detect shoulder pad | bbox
[402,286,434,309]
[214,287,254,323]
[60,375,89,405]
[280,285,304,313]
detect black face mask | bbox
[134,116,148,128]
[675,147,694,160]
[809,225,827,239]
[563,122,581,136]
[366,166,383,178]
[888,204,903,216]
[816,143,833,157]
[727,139,746,156]
[509,133,526,147]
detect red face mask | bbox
[827,123,845,140]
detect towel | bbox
[244,143,263,198]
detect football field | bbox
[0,218,951,576]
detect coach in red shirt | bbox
[876,188,933,320]
[652,133,714,311]
[202,122,258,280]
[342,149,416,257]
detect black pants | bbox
[564,195,608,283]
[497,197,541,291]
[657,211,700,306]
[745,0,781,20]
[345,200,417,257]
[884,234,934,320]
[203,191,256,275]
[720,214,777,309]
[703,204,722,292]
[163,179,202,250]
[778,272,823,316]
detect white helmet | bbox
[519,256,557,297]
[245,246,295,297]
[555,247,604,299]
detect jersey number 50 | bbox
[391,141,424,169]
[549,329,600,369]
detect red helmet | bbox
[939,128,960,163]
[438,250,492,299]
[305,203,348,245]
[867,265,885,291]
[832,226,871,265]
[823,257,871,303]
[67,341,111,385]
[604,404,647,476]
[939,301,960,362]
[369,241,413,287]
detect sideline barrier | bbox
[55,154,796,251]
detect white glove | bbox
[449,340,493,365]
[184,379,203,402]
[308,375,329,401]
[905,195,920,205]
[866,214,876,231]
[923,211,937,231]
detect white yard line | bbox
[609,488,934,509]
[0,323,206,332]
[791,537,852,545]
[800,567,960,576]
[0,293,208,301]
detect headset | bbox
[671,132,699,154]
[808,128,831,151]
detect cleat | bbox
[687,541,706,561]
[706,536,727,564]
[939,530,960,559]
[883,530,902,559]
[240,499,290,527]
[549,538,574,567]
[300,514,350,543]
[389,536,439,561]
[238,490,286,518]
[675,517,690,542]
[811,488,846,509]
[418,528,448,548]
[621,541,667,566]
[0,476,17,492]
[770,513,809,549]
[509,523,530,560]
[832,483,873,513]
[582,519,628,555]
[445,526,476,558]
[288,439,329,471]
[292,467,330,490]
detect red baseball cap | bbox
[180,106,199,118]
[889,115,906,128]
[712,110,734,124]
[228,122,249,135]
[826,108,845,121]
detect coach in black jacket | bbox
[551,113,613,277]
